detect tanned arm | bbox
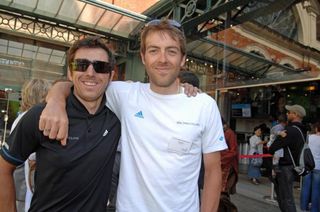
[201,151,222,212]
[39,81,72,145]
[0,156,17,212]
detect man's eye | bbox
[168,50,178,55]
[148,49,158,53]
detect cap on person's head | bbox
[285,104,306,117]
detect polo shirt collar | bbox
[68,86,107,117]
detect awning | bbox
[0,0,152,39]
[187,37,320,90]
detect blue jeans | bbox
[301,169,320,212]
[247,159,261,179]
[274,165,297,212]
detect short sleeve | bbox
[105,81,133,119]
[0,106,41,166]
[201,97,227,154]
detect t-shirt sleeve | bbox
[105,81,133,119]
[201,97,228,154]
[0,107,41,166]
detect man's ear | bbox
[180,54,186,67]
[67,69,73,81]
[140,51,145,65]
[109,70,115,82]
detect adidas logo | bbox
[134,111,144,119]
[103,129,109,137]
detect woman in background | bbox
[248,126,266,185]
[12,79,51,212]
[300,122,320,212]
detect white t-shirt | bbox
[249,135,263,155]
[106,82,227,212]
[308,134,320,170]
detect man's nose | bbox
[158,51,168,63]
[86,64,95,75]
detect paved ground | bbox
[234,173,303,212]
[106,173,304,212]
[232,193,281,212]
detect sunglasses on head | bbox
[70,59,113,74]
[146,19,183,32]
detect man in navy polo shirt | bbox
[0,36,121,211]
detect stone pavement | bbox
[234,173,304,212]
[106,173,304,212]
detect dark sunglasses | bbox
[70,59,113,74]
[146,19,183,32]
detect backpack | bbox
[287,126,315,176]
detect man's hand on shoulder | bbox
[181,83,201,97]
[39,100,68,145]
[39,81,72,145]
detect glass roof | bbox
[187,38,319,89]
[0,0,155,39]
[0,0,160,91]
[0,37,66,90]
[0,0,318,91]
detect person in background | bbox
[0,36,121,211]
[248,125,266,185]
[269,104,307,212]
[219,118,239,212]
[300,122,320,212]
[38,18,227,212]
[267,114,287,178]
[11,79,51,212]
[179,70,200,88]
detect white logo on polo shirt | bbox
[103,129,109,137]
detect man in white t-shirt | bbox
[39,18,227,212]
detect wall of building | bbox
[118,53,146,82]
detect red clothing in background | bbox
[221,128,239,193]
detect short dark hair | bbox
[254,126,261,132]
[67,36,115,70]
[179,70,200,87]
[277,114,287,123]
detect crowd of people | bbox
[0,17,318,212]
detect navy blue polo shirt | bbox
[0,91,121,212]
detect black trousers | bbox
[274,165,297,212]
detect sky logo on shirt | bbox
[134,111,144,119]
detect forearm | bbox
[269,138,287,153]
[46,80,72,104]
[201,167,221,212]
[0,160,16,212]
[201,152,222,212]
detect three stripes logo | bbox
[134,111,144,119]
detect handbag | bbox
[251,152,263,167]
